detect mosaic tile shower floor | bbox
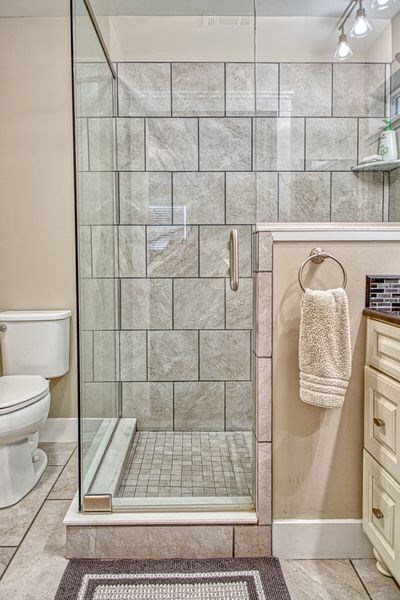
[116,431,252,498]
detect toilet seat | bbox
[0,375,49,415]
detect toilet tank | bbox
[0,310,71,378]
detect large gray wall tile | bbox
[331,172,384,222]
[122,382,173,429]
[226,63,255,116]
[333,63,386,116]
[173,172,225,224]
[148,330,198,381]
[80,278,118,330]
[80,330,93,382]
[120,172,172,225]
[76,118,89,171]
[116,118,145,171]
[118,226,146,277]
[79,226,92,278]
[93,331,119,382]
[226,172,278,224]
[121,278,172,330]
[226,277,253,329]
[146,118,198,171]
[226,381,252,430]
[174,278,225,329]
[88,117,115,171]
[174,382,225,430]
[92,226,117,277]
[279,172,331,222]
[75,63,114,117]
[200,225,252,277]
[147,225,198,277]
[280,63,332,116]
[358,118,383,162]
[255,117,304,171]
[306,118,358,170]
[172,63,225,116]
[256,63,279,116]
[118,63,171,116]
[78,172,116,225]
[200,330,250,380]
[199,118,252,171]
[120,330,146,381]
[82,382,119,417]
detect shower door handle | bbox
[229,228,239,291]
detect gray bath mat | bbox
[55,557,291,599]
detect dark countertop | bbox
[363,307,400,326]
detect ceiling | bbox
[0,0,398,18]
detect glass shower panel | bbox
[72,0,119,504]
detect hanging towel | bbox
[299,288,351,409]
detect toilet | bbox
[0,310,71,508]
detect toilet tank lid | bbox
[0,310,71,322]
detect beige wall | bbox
[0,17,77,418]
[104,15,392,63]
[273,241,400,519]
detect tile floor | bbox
[116,431,253,498]
[0,443,399,600]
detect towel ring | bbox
[298,247,347,293]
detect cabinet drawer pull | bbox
[373,418,385,427]
[372,507,384,519]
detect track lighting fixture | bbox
[334,27,354,60]
[350,0,372,37]
[371,0,394,10]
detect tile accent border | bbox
[253,231,273,527]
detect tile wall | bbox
[75,63,121,422]
[77,60,392,431]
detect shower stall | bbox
[71,0,399,523]
[72,0,259,513]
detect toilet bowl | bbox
[0,375,50,508]
[0,309,71,508]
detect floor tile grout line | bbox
[349,559,373,600]
[0,448,76,584]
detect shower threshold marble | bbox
[115,431,253,501]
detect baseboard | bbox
[273,519,374,559]
[39,418,78,443]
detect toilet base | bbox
[0,440,48,508]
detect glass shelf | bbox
[352,159,400,172]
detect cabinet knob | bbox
[373,418,385,428]
[372,507,384,519]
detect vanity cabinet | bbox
[364,317,400,582]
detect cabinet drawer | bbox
[365,367,400,482]
[363,451,400,582]
[367,319,400,382]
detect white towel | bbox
[299,288,351,409]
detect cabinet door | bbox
[363,450,400,583]
[367,319,400,382]
[365,366,400,482]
